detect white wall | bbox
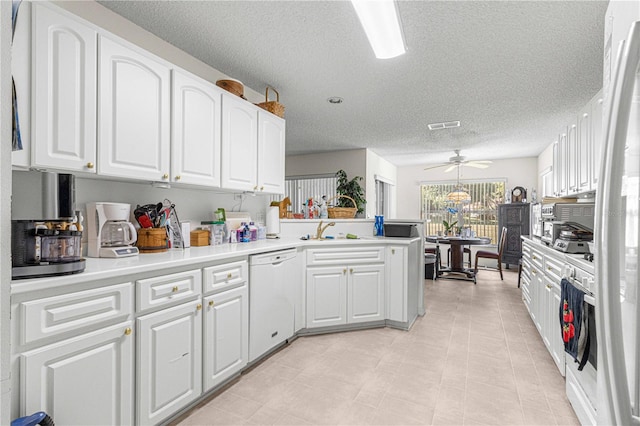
[285,149,367,180]
[396,157,538,218]
[365,150,397,219]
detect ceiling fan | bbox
[423,150,492,172]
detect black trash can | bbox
[425,254,437,280]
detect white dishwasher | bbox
[249,249,298,362]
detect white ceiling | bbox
[97,0,608,166]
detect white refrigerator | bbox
[596,17,640,426]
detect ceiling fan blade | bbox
[466,162,490,169]
[444,165,458,173]
[423,164,448,171]
[471,160,493,164]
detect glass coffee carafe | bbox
[101,220,137,247]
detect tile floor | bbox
[176,269,580,425]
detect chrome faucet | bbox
[316,221,336,239]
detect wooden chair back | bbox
[497,227,508,258]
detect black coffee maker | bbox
[12,173,86,279]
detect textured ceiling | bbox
[97,0,608,166]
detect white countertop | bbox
[11,236,421,294]
[521,236,594,275]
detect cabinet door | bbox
[306,266,347,328]
[552,139,560,196]
[137,300,202,425]
[171,69,222,187]
[98,36,171,181]
[221,93,258,191]
[32,3,97,173]
[386,246,407,323]
[578,104,591,193]
[257,111,286,194]
[348,264,385,324]
[531,267,544,334]
[551,283,566,375]
[557,129,568,196]
[591,91,604,191]
[567,122,578,194]
[541,278,553,350]
[21,321,134,425]
[203,286,248,392]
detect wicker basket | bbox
[327,195,357,219]
[256,87,285,118]
[216,79,245,99]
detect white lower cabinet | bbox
[347,264,385,324]
[386,246,408,323]
[137,300,202,425]
[521,239,566,376]
[306,263,384,328]
[306,265,348,328]
[21,321,134,425]
[203,286,248,392]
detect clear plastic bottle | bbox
[249,222,258,241]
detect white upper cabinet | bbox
[577,103,591,193]
[567,122,578,194]
[554,129,568,196]
[171,70,222,187]
[32,3,97,173]
[221,93,286,194]
[221,93,258,191]
[98,36,171,181]
[591,90,604,191]
[257,111,286,194]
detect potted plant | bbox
[442,220,457,236]
[335,169,366,216]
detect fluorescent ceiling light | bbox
[351,0,406,59]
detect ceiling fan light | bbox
[446,187,471,204]
[351,0,406,59]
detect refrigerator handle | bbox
[597,21,640,426]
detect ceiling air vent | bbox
[428,120,460,130]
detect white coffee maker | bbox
[86,202,139,258]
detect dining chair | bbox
[474,227,508,280]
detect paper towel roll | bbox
[266,206,280,236]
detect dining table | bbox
[425,235,491,283]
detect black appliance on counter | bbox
[12,220,85,279]
[12,172,85,279]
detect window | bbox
[375,175,394,217]
[420,180,505,243]
[280,174,338,214]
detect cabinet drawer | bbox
[522,243,531,259]
[137,269,201,312]
[203,260,247,295]
[544,256,563,283]
[19,282,133,346]
[530,249,544,270]
[306,247,385,266]
[521,258,531,280]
